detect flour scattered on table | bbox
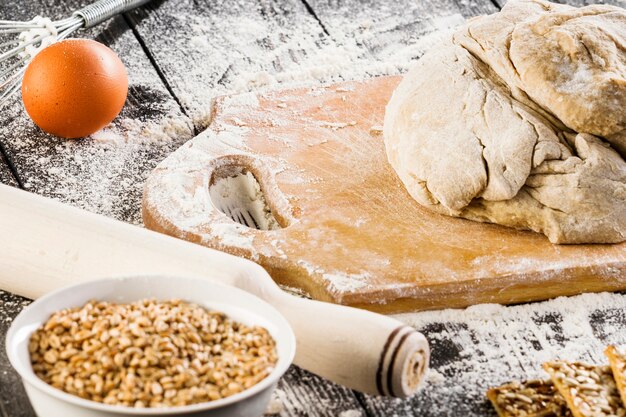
[0,23,194,225]
[228,13,465,100]
[425,369,446,385]
[11,108,193,225]
[92,117,192,145]
[131,0,466,126]
[264,390,285,415]
[360,292,626,416]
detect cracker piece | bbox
[487,379,572,417]
[544,361,625,417]
[606,346,626,408]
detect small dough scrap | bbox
[384,0,626,243]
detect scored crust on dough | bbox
[606,346,626,407]
[384,0,626,244]
[543,361,626,417]
[487,379,572,417]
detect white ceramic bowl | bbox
[6,275,296,417]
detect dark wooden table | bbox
[1,0,625,416]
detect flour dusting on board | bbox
[323,272,372,293]
[143,8,626,309]
[208,223,255,251]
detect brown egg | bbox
[22,39,128,139]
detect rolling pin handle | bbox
[378,326,430,397]
[269,291,430,398]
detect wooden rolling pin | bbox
[0,184,429,398]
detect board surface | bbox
[143,76,626,313]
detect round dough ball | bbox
[384,0,626,244]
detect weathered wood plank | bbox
[125,0,333,129]
[126,0,498,133]
[0,0,194,225]
[304,0,498,68]
[0,151,19,188]
[0,292,34,417]
[271,366,368,416]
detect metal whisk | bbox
[0,0,151,108]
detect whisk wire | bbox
[0,33,51,61]
[0,21,46,27]
[57,21,83,40]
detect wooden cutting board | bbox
[142,76,626,313]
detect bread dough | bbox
[384,0,626,244]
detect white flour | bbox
[230,15,465,95]
[264,393,285,415]
[323,272,372,293]
[131,0,468,128]
[366,292,626,416]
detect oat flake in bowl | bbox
[29,298,278,408]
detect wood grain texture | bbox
[143,76,626,313]
[0,0,194,224]
[124,0,493,132]
[304,0,498,58]
[0,152,19,188]
[0,292,34,417]
[125,0,331,129]
[272,366,366,416]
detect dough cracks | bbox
[384,0,626,243]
